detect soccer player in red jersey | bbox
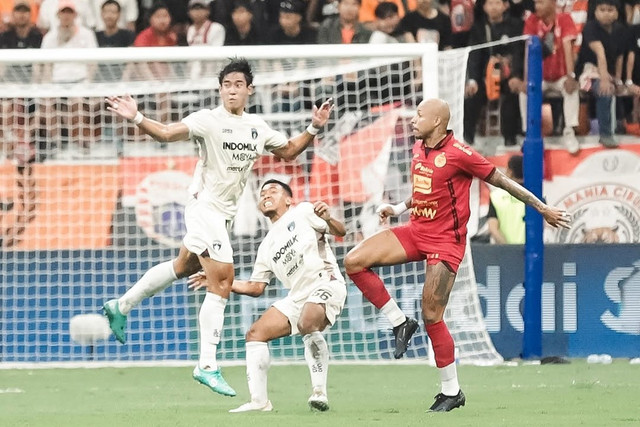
[344,98,572,412]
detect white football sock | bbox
[198,292,227,371]
[245,341,270,405]
[303,331,329,395]
[381,299,407,328]
[118,261,177,315]
[439,361,460,396]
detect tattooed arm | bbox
[486,169,571,229]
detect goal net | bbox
[0,44,501,366]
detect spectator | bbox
[0,2,42,50]
[95,0,135,47]
[575,0,625,148]
[317,0,372,44]
[624,18,640,134]
[306,0,340,29]
[520,0,580,154]
[368,1,407,42]
[2,1,40,32]
[359,0,415,25]
[186,0,225,46]
[41,0,98,83]
[268,0,316,44]
[399,0,452,49]
[487,154,525,244]
[38,0,96,31]
[464,0,524,146]
[224,0,264,45]
[95,0,135,83]
[93,0,137,32]
[134,1,177,46]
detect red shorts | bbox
[391,224,465,273]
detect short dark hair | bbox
[218,58,254,86]
[262,179,293,197]
[508,154,523,181]
[102,0,121,11]
[595,0,620,8]
[374,2,398,19]
[148,1,169,19]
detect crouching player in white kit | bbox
[189,179,347,412]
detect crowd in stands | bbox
[2,0,640,153]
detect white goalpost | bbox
[0,44,501,367]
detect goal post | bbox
[0,44,501,366]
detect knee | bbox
[344,250,366,274]
[172,257,200,279]
[421,298,446,325]
[297,318,323,336]
[245,325,265,342]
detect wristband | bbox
[306,124,320,135]
[132,111,144,125]
[376,202,408,216]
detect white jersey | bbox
[250,203,345,302]
[182,106,288,218]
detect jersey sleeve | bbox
[559,13,578,41]
[299,202,329,233]
[181,109,212,140]
[454,143,496,180]
[262,122,289,153]
[523,16,536,36]
[249,244,274,284]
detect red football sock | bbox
[348,269,391,309]
[426,320,455,368]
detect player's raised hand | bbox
[187,271,207,291]
[541,205,572,229]
[313,201,331,221]
[310,98,334,128]
[105,94,138,121]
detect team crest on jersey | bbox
[212,241,222,252]
[287,221,296,231]
[251,128,258,140]
[434,153,447,168]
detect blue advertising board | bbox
[472,244,640,358]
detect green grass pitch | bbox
[1,362,639,427]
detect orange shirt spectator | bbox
[359,0,416,22]
[1,0,39,30]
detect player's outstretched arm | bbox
[105,94,190,143]
[187,272,267,297]
[271,98,334,161]
[486,169,572,229]
[313,201,346,237]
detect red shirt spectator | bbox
[134,2,177,47]
[524,11,578,81]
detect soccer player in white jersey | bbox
[188,179,347,412]
[101,59,334,397]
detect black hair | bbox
[218,58,254,86]
[594,0,620,9]
[147,1,169,20]
[102,0,121,11]
[508,154,523,181]
[374,2,399,19]
[262,179,293,197]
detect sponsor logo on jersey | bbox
[272,235,298,262]
[413,174,432,195]
[287,221,295,231]
[223,142,257,151]
[412,206,437,219]
[222,129,232,134]
[251,128,258,140]
[414,162,433,175]
[453,142,472,156]
[227,165,249,172]
[434,153,447,168]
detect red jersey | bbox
[134,27,177,47]
[523,13,578,81]
[409,132,495,244]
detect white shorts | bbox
[182,198,233,263]
[272,280,347,336]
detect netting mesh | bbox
[0,45,501,365]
